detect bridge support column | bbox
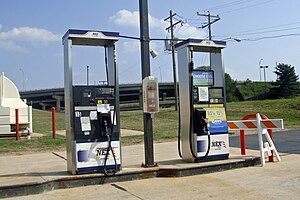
[52,95,63,112]
[39,102,49,110]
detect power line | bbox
[242,33,300,41]
[217,26,300,38]
[215,21,300,38]
[218,0,277,15]
[202,0,256,12]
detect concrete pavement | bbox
[6,152,299,200]
[0,141,261,198]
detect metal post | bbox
[52,107,56,139]
[240,130,246,155]
[139,0,155,167]
[87,65,89,86]
[15,109,19,140]
[260,65,268,99]
[259,58,263,82]
[28,105,33,133]
[264,66,268,92]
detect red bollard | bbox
[52,107,56,139]
[240,130,246,155]
[15,109,19,140]
[239,113,271,157]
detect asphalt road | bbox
[229,130,300,154]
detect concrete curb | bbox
[0,156,260,198]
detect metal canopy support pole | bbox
[107,44,121,134]
[63,38,76,174]
[139,0,155,167]
[210,50,227,106]
[107,45,116,86]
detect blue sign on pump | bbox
[193,70,214,86]
[206,108,228,133]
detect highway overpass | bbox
[20,83,175,111]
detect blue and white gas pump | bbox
[175,39,229,162]
[63,29,121,175]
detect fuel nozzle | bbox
[201,116,209,132]
[104,120,108,136]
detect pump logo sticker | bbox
[211,140,227,150]
[95,148,116,160]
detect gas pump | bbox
[175,39,229,162]
[63,29,121,175]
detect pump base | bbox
[193,154,229,163]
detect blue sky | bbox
[1,0,300,90]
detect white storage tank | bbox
[0,73,32,136]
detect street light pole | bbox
[263,65,268,91]
[86,65,89,86]
[260,65,269,99]
[259,58,263,82]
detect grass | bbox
[227,97,300,129]
[121,107,179,145]
[0,96,299,154]
[32,109,65,134]
[0,109,67,154]
[237,81,273,99]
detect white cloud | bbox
[0,27,60,42]
[110,10,168,33]
[175,23,206,39]
[110,10,140,28]
[0,26,61,52]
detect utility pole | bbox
[197,11,220,40]
[197,11,220,71]
[139,0,155,167]
[164,10,183,111]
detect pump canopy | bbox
[175,39,226,53]
[62,29,119,46]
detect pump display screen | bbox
[193,70,214,86]
[95,87,114,97]
[209,88,223,98]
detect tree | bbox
[225,73,239,102]
[273,63,300,98]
